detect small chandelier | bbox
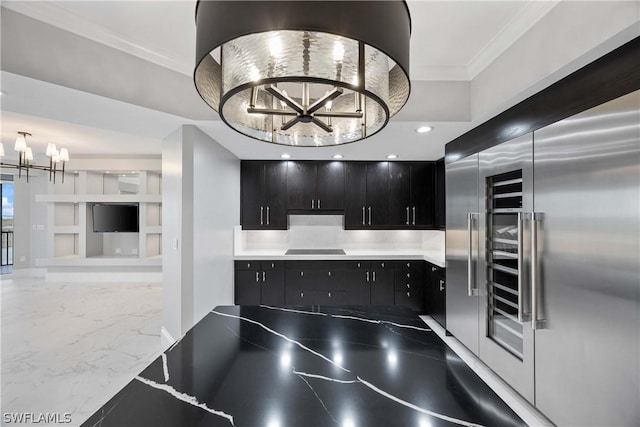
[194,0,411,146]
[0,132,70,183]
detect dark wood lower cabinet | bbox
[235,259,433,311]
[235,261,285,305]
[425,263,446,328]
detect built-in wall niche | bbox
[146,203,162,227]
[146,233,161,257]
[54,233,79,257]
[147,172,161,195]
[54,203,78,226]
[104,173,140,195]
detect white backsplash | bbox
[235,215,444,252]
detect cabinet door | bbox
[235,270,262,305]
[315,290,347,306]
[430,266,446,328]
[344,163,368,228]
[261,270,285,305]
[241,162,265,229]
[287,161,316,211]
[434,159,445,229]
[370,262,394,305]
[388,163,411,227]
[411,162,435,227]
[316,161,344,210]
[264,161,288,229]
[366,162,389,226]
[347,270,370,305]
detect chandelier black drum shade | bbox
[194,0,411,146]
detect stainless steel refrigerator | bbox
[445,90,639,426]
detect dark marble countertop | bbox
[82,306,525,427]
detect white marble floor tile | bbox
[1,277,162,426]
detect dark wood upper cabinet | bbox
[287,161,344,211]
[241,161,287,230]
[316,161,344,210]
[388,163,411,226]
[410,162,435,227]
[344,162,368,228]
[388,162,435,228]
[242,160,439,230]
[345,162,389,228]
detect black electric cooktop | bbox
[82,305,525,427]
[285,248,346,255]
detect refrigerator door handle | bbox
[467,213,477,296]
[531,212,543,329]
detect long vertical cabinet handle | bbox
[262,271,266,282]
[366,271,370,282]
[373,271,376,282]
[531,213,543,330]
[467,213,475,296]
[368,207,372,225]
[362,207,365,225]
[318,199,320,209]
[266,207,270,225]
[256,272,260,282]
[406,207,409,225]
[516,212,526,322]
[412,206,416,225]
[312,199,315,209]
[260,206,264,225]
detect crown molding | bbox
[2,2,192,76]
[466,1,560,80]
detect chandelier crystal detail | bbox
[194,1,411,147]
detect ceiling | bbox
[0,1,636,161]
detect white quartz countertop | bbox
[234,249,445,268]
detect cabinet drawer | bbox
[394,281,422,291]
[286,260,346,270]
[371,261,392,270]
[394,290,423,312]
[314,290,347,306]
[285,287,313,305]
[346,261,371,270]
[236,260,260,271]
[262,261,284,271]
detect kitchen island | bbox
[82,306,524,427]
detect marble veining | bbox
[1,277,162,426]
[83,306,526,427]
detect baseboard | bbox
[161,326,177,349]
[419,315,554,427]
[45,271,162,282]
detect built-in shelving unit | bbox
[35,170,162,273]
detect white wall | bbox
[189,126,240,325]
[162,125,240,344]
[470,1,640,122]
[161,127,185,343]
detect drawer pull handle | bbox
[300,271,304,277]
[407,292,410,297]
[328,271,332,277]
[407,273,411,278]
[328,292,331,298]
[406,284,410,289]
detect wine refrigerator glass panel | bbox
[486,170,525,359]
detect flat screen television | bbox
[92,203,139,233]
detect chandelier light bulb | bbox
[25,147,33,162]
[0,142,5,157]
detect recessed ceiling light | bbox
[74,171,79,174]
[416,126,433,133]
[332,154,343,159]
[131,171,136,174]
[386,154,398,160]
[281,154,291,159]
[105,171,110,174]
